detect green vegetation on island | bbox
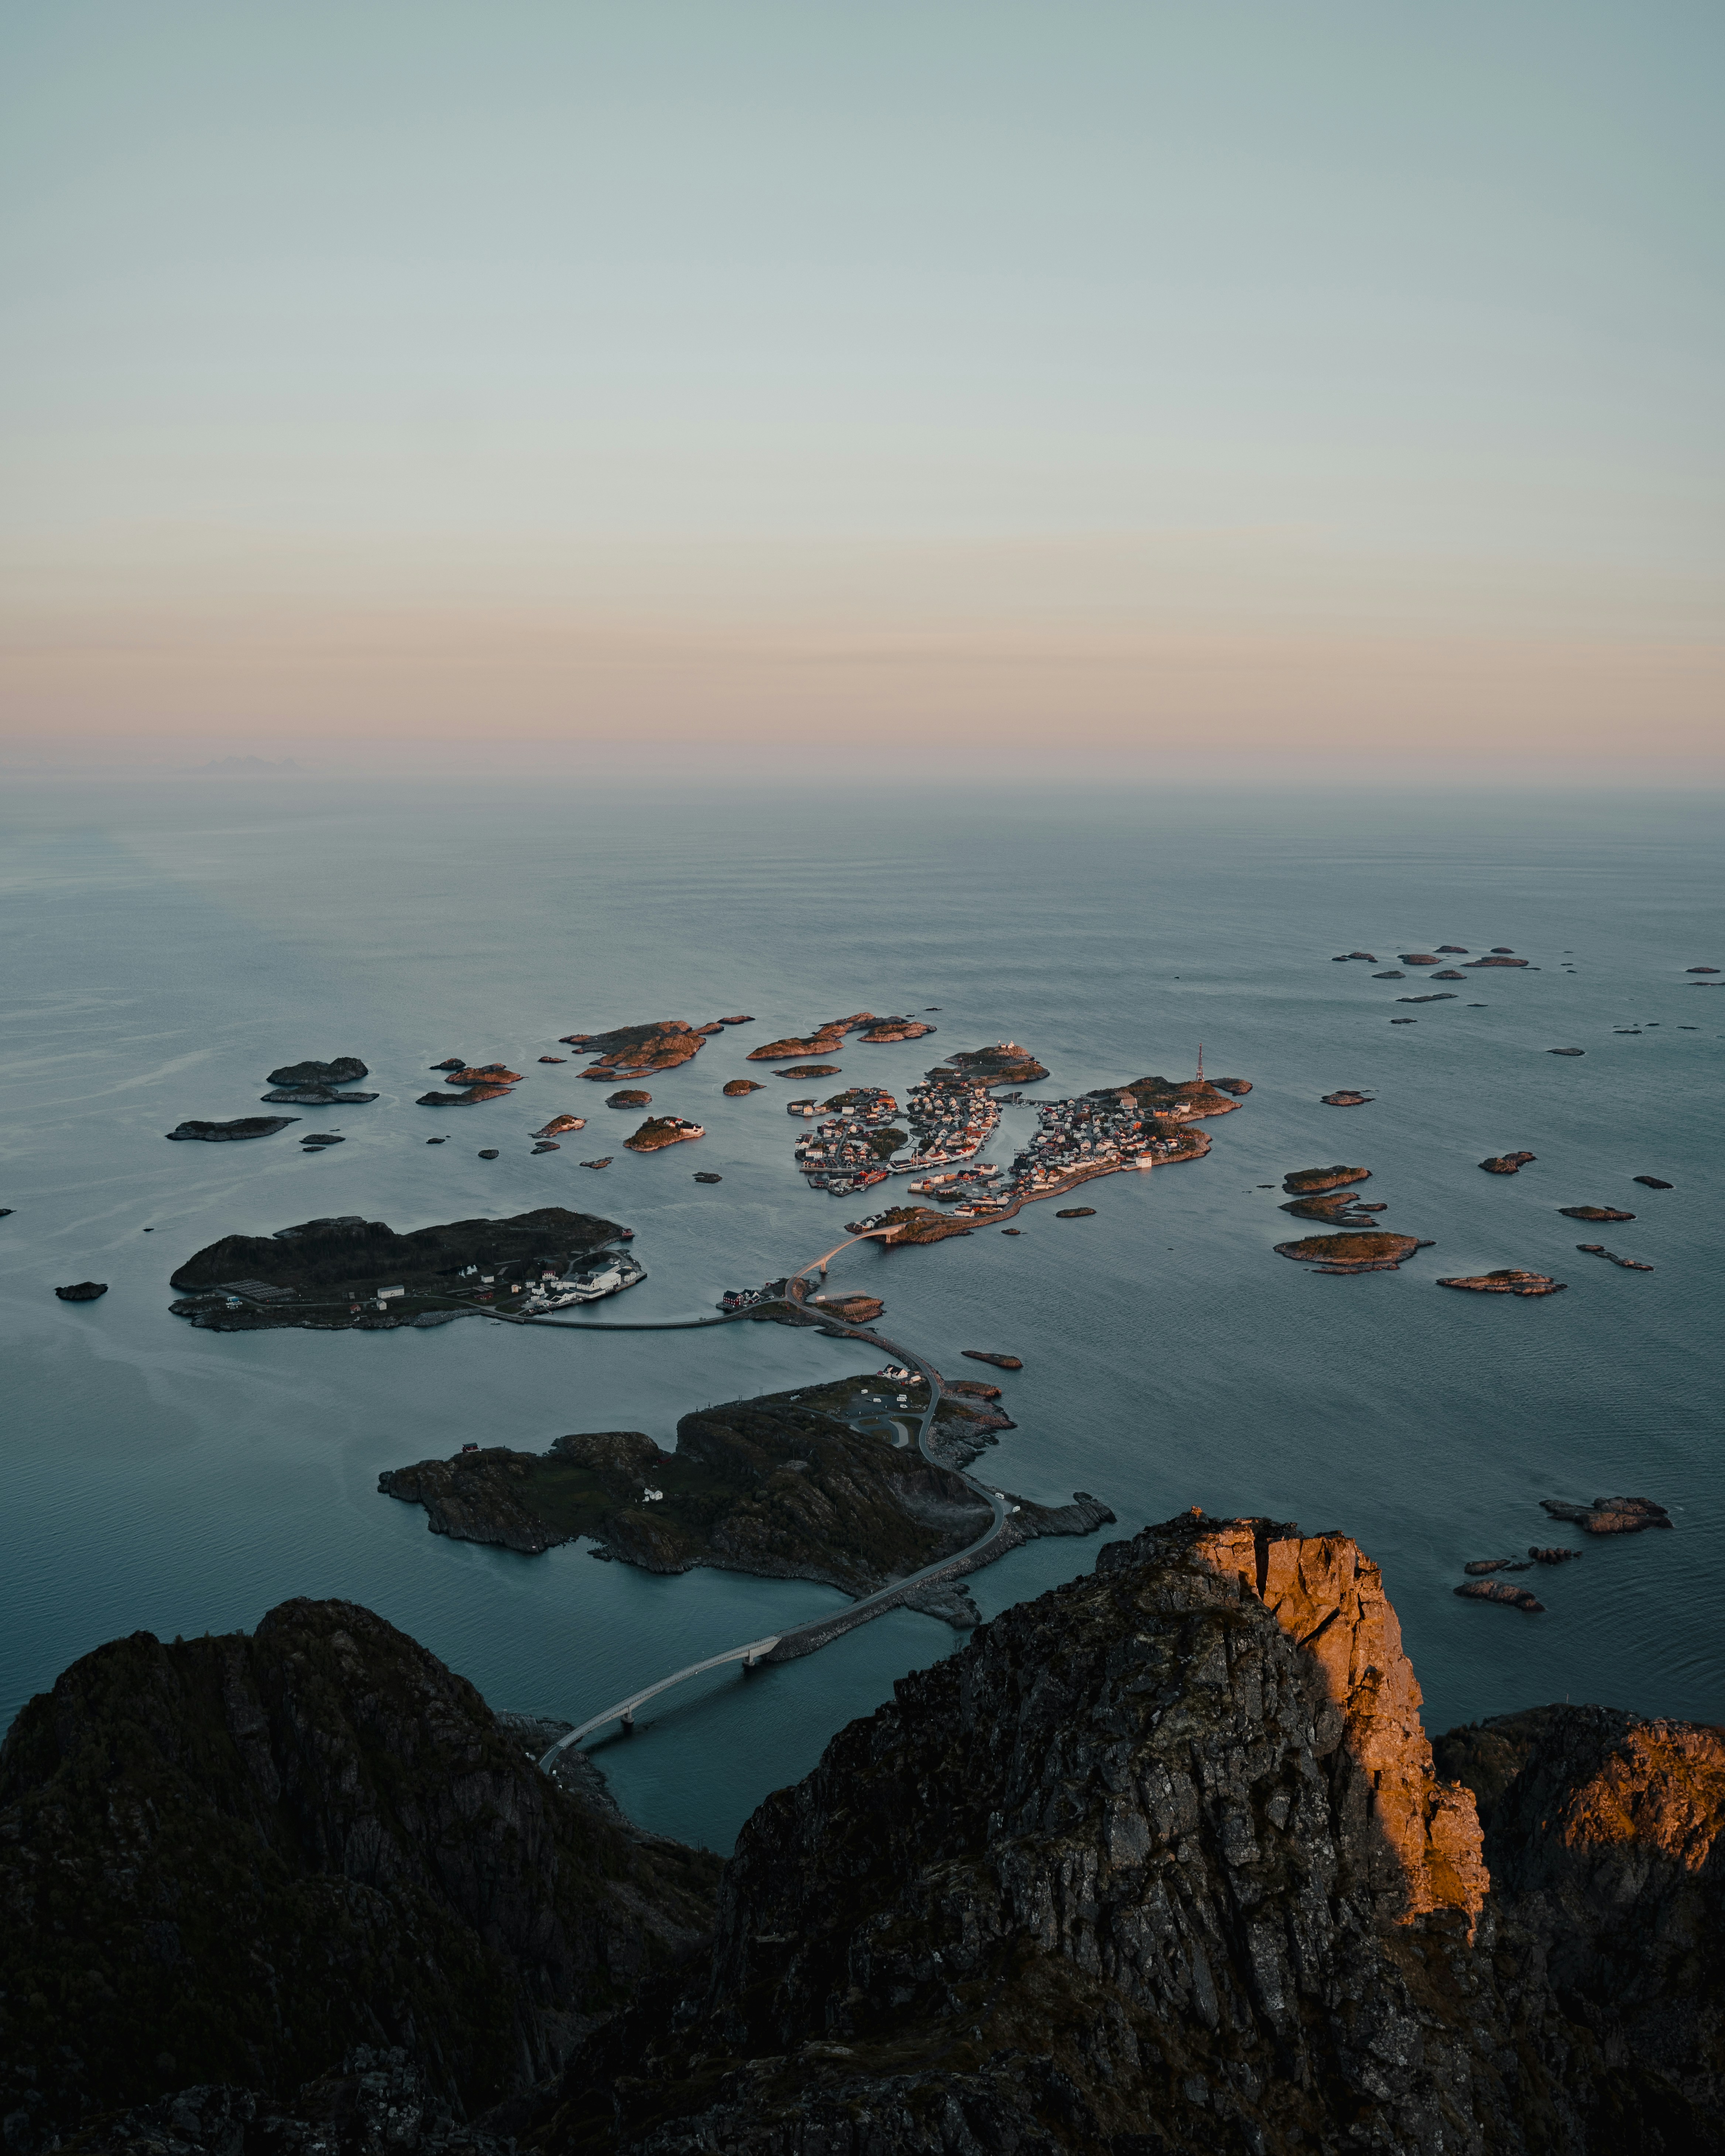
[385,1390,981,1595]
[167,1208,624,1329]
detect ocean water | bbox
[2,778,1720,1851]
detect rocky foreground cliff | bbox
[0,1601,718,2151]
[4,1520,1721,2156]
[523,1511,1724,2156]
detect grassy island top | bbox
[379,1387,993,1596]
[171,1207,622,1303]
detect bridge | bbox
[538,1635,783,1769]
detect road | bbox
[529,1229,1018,1759]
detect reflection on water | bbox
[1,780,1720,1849]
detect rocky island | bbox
[379,1383,1111,1605]
[1560,1204,1635,1222]
[722,1078,763,1096]
[1321,1088,1372,1105]
[267,1055,368,1088]
[1280,1186,1385,1226]
[856,1015,939,1044]
[167,1207,626,1329]
[1541,1494,1671,1534]
[1480,1151,1536,1174]
[563,1020,711,1082]
[623,1115,705,1153]
[1437,1269,1567,1295]
[167,1116,298,1141]
[261,1055,378,1105]
[54,1280,107,1301]
[417,1063,521,1106]
[10,1515,1725,2155]
[1274,1230,1423,1274]
[747,1011,880,1061]
[1281,1164,1371,1194]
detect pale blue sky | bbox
[2,2,1720,772]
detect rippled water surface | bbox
[2,779,1720,1848]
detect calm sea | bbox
[2,779,1719,1849]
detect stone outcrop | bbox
[1481,1152,1536,1174]
[0,1601,719,2147]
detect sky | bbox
[1,1,1721,782]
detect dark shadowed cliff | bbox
[0,1601,719,2148]
[6,1524,1722,2156]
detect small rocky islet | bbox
[1437,1269,1566,1295]
[1275,1229,1426,1274]
[623,1115,705,1154]
[54,1280,107,1301]
[1480,1151,1536,1174]
[563,1019,716,1082]
[261,1054,377,1105]
[1278,1165,1385,1227]
[416,1061,522,1106]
